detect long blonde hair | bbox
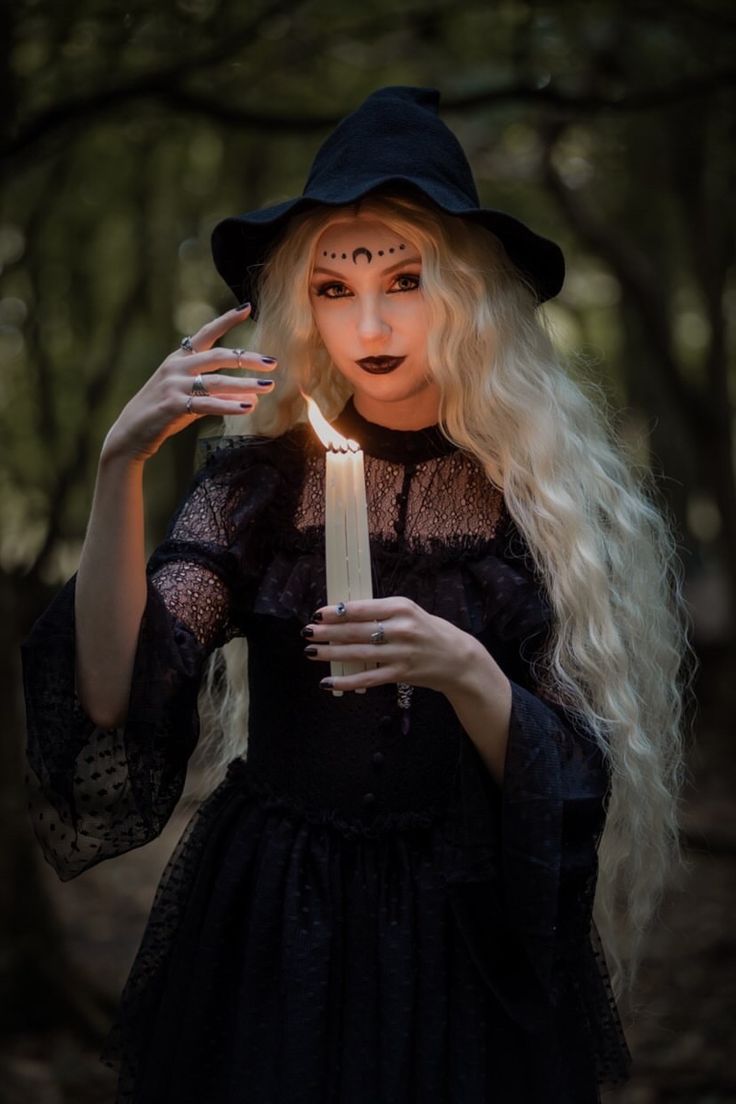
[198,192,695,1002]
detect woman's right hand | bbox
[102,303,277,463]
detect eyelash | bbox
[314,273,421,299]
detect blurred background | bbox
[1,0,734,1100]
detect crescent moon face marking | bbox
[352,247,373,265]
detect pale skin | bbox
[74,213,511,785]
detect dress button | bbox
[362,792,376,808]
[372,751,385,768]
[378,715,393,732]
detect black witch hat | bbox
[211,86,564,310]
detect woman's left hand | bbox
[302,597,479,696]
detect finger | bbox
[189,303,253,351]
[304,642,398,664]
[180,394,259,419]
[313,598,414,624]
[301,620,385,644]
[175,348,279,373]
[320,666,401,693]
[181,373,276,395]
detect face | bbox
[309,216,440,429]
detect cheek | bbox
[312,305,351,354]
[399,304,430,347]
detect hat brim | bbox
[210,179,564,309]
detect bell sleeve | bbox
[21,439,280,881]
[440,520,631,1088]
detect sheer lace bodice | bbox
[150,400,507,652]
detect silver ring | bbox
[185,395,195,415]
[335,601,348,617]
[370,622,386,646]
[180,335,195,353]
[232,348,244,369]
[190,373,209,396]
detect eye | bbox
[392,273,421,292]
[314,281,351,299]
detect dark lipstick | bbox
[356,356,406,375]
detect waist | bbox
[225,755,451,840]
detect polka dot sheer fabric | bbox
[21,400,631,1102]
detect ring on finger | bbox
[370,621,387,646]
[180,335,196,353]
[190,374,209,397]
[185,395,196,416]
[232,347,244,369]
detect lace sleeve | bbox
[21,444,267,881]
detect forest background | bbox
[1,0,734,1100]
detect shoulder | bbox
[196,422,315,477]
[165,424,316,543]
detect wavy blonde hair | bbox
[198,192,696,1003]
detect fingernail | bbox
[300,626,314,638]
[237,301,251,311]
[311,610,323,622]
[304,645,318,657]
[256,379,275,388]
[260,356,277,364]
[320,679,334,690]
[240,402,253,409]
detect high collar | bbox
[331,397,457,465]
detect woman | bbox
[22,87,692,1102]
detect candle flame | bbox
[304,394,359,452]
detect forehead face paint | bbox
[319,242,409,266]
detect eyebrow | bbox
[312,254,422,278]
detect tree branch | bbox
[538,122,712,436]
[4,67,735,166]
[28,276,147,579]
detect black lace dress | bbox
[21,399,632,1103]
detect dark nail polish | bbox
[237,301,251,311]
[260,356,277,364]
[320,679,334,690]
[304,645,318,657]
[240,402,253,409]
[311,610,323,622]
[256,379,275,387]
[300,626,314,638]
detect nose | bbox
[356,294,391,344]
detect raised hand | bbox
[102,303,278,462]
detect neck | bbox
[352,390,441,431]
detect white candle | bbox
[305,398,374,697]
[349,442,372,601]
